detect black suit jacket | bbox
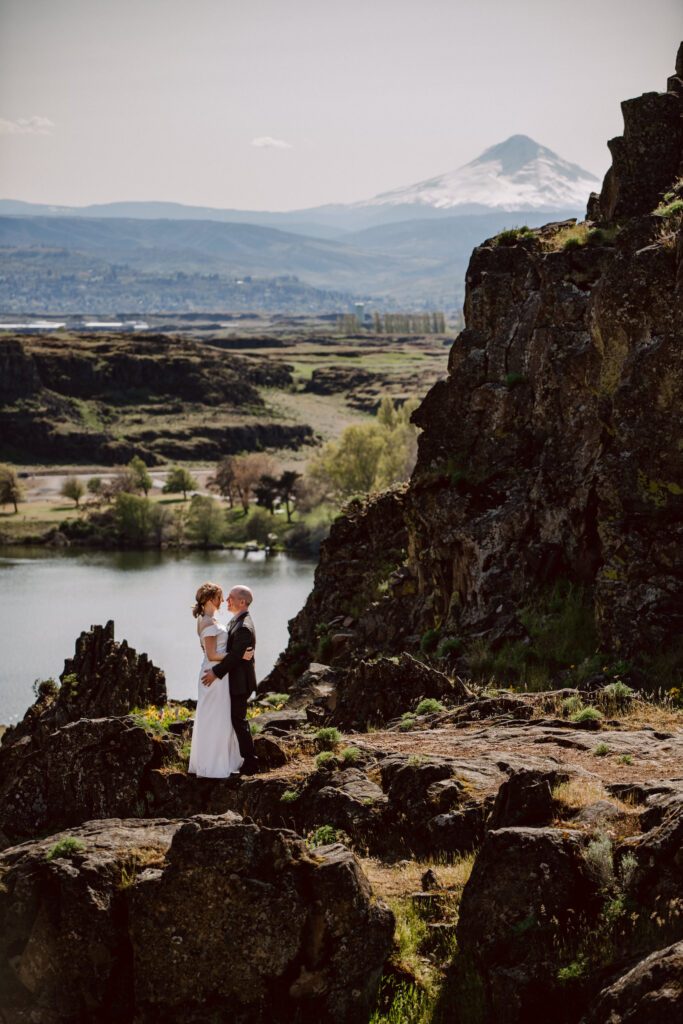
[213,610,256,696]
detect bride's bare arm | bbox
[204,636,222,662]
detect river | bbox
[0,546,316,727]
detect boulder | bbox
[487,768,567,829]
[0,815,394,1024]
[0,716,172,844]
[579,941,683,1024]
[333,653,468,731]
[458,827,593,961]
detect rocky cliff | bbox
[271,45,683,690]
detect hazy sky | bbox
[1,0,681,210]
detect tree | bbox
[187,495,225,548]
[87,476,103,496]
[128,455,153,496]
[307,398,419,501]
[102,466,138,502]
[114,492,152,544]
[209,455,238,507]
[0,465,23,513]
[254,474,280,514]
[277,470,301,522]
[232,453,277,514]
[162,466,198,500]
[60,475,85,507]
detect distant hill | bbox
[0,136,599,312]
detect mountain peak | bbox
[355,136,600,213]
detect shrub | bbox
[572,706,603,723]
[561,695,583,717]
[280,790,299,803]
[32,677,59,699]
[587,228,605,244]
[305,825,349,849]
[437,636,462,659]
[249,720,264,735]
[46,836,87,861]
[619,851,638,890]
[315,750,335,769]
[602,680,634,701]
[415,698,445,715]
[618,754,632,766]
[340,746,361,763]
[420,628,441,654]
[592,742,610,757]
[583,831,614,889]
[315,727,341,750]
[399,715,416,732]
[563,236,582,251]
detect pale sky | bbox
[1,0,681,210]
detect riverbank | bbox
[0,489,336,555]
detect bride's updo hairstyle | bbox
[192,582,223,618]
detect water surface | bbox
[0,547,315,726]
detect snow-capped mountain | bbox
[354,135,600,213]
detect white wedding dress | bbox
[188,614,243,778]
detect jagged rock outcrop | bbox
[0,815,394,1024]
[271,46,683,684]
[0,623,170,845]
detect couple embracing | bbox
[188,581,261,778]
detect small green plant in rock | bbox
[46,836,87,861]
[407,755,422,767]
[32,677,59,700]
[264,692,290,706]
[618,754,633,766]
[557,955,588,983]
[315,726,341,750]
[399,715,416,732]
[249,720,264,736]
[280,789,299,803]
[503,372,527,388]
[340,746,361,763]
[593,742,611,757]
[572,706,603,723]
[654,198,683,218]
[315,750,335,770]
[415,698,445,715]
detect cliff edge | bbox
[271,45,683,690]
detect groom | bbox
[201,584,260,776]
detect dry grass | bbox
[360,852,475,902]
[614,698,682,731]
[552,777,610,812]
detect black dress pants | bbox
[231,692,256,762]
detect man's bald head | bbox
[229,585,253,607]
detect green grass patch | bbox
[572,706,603,723]
[46,836,87,861]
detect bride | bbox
[188,581,253,778]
